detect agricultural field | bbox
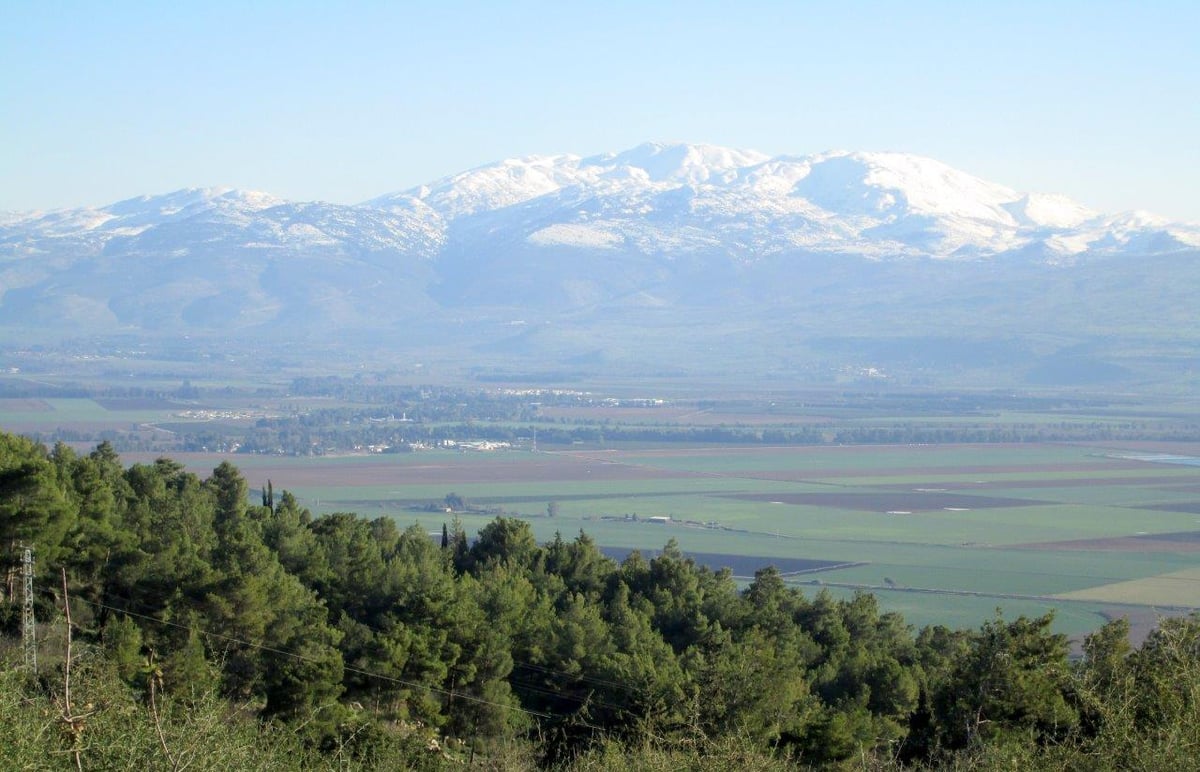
[0,397,170,427]
[0,396,264,432]
[136,440,1200,643]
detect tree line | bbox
[37,413,1200,458]
[2,430,1199,769]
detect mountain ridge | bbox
[8,142,1198,262]
[1,142,1196,387]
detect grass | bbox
[907,504,1200,546]
[1056,566,1200,606]
[970,484,1200,507]
[805,545,1200,597]
[0,397,182,427]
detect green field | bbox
[142,441,1200,641]
[0,397,197,427]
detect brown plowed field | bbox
[0,398,51,411]
[130,453,709,486]
[748,465,1161,482]
[1142,502,1200,515]
[598,547,858,577]
[869,476,1196,490]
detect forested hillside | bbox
[2,430,1198,769]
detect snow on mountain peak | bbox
[379,153,584,219]
[792,150,1020,223]
[352,142,1195,262]
[7,142,1192,272]
[369,142,775,218]
[587,142,771,184]
[105,187,283,218]
[1006,193,1097,229]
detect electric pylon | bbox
[22,545,36,673]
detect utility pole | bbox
[22,544,36,673]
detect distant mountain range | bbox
[2,143,1197,387]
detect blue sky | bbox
[3,1,1197,220]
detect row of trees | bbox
[39,415,1200,458]
[18,377,1200,456]
[2,430,1199,768]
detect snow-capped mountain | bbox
[0,143,1196,385]
[363,142,1197,262]
[5,142,1196,268]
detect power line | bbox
[513,660,634,694]
[506,676,628,716]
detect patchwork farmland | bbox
[134,441,1200,642]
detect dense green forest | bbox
[2,430,1199,769]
